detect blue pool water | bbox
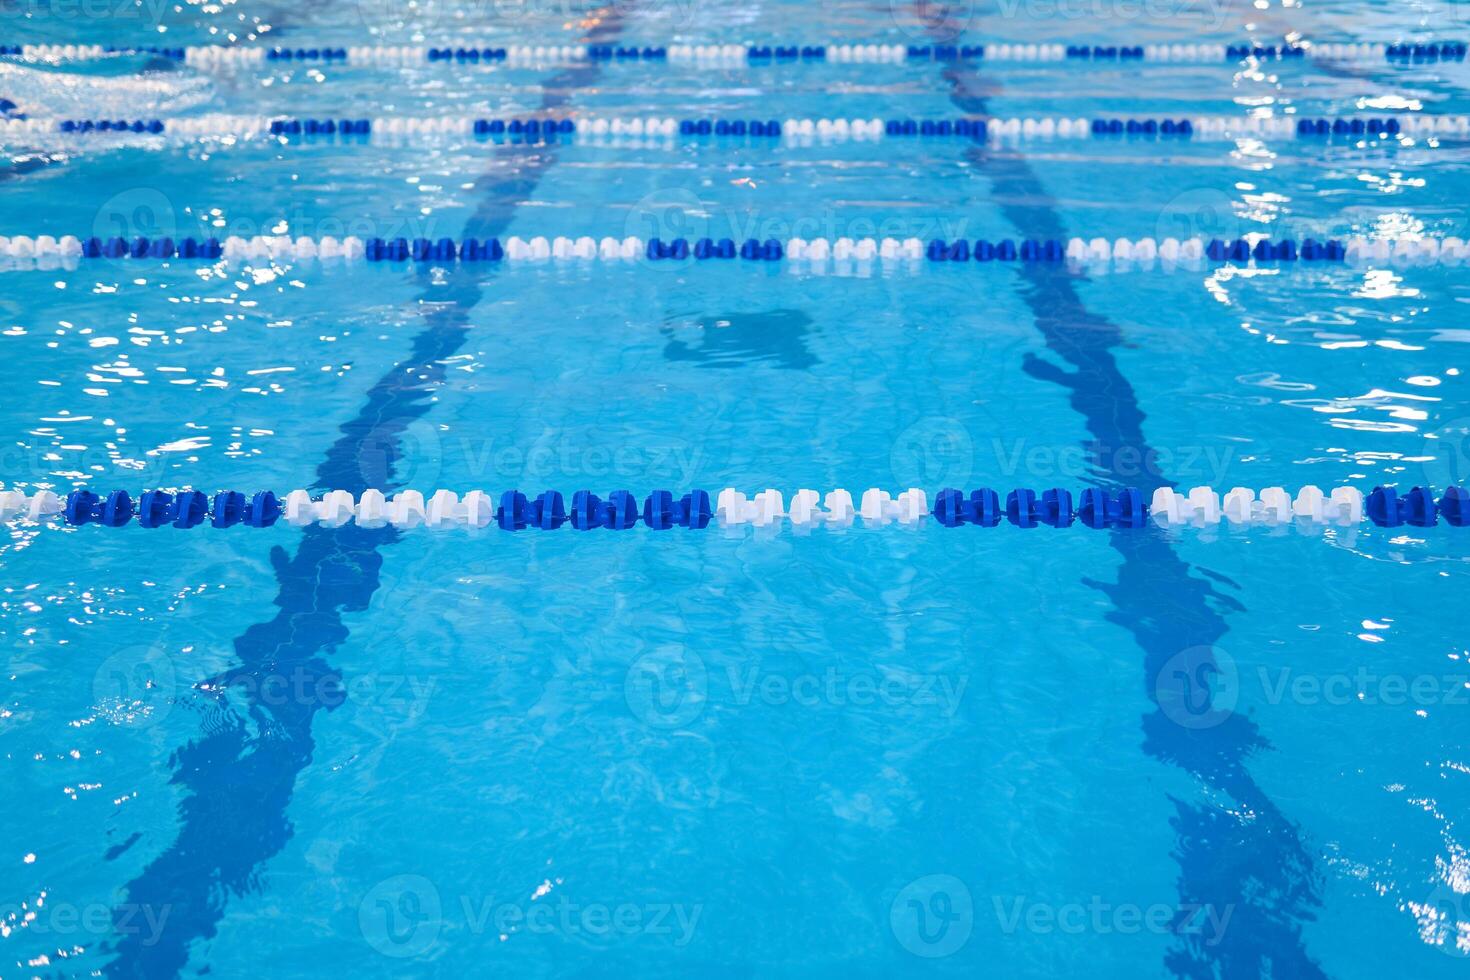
[4,0,1470,976]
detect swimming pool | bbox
[3,0,1470,976]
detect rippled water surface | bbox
[2,0,1470,977]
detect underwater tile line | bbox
[104,6,636,979]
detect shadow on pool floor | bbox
[660,309,819,370]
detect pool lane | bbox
[103,7,635,978]
[916,8,1331,979]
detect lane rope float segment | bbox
[0,232,1464,269]
[4,41,1465,67]
[3,485,1465,531]
[4,113,1458,144]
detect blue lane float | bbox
[5,486,1468,531]
[56,119,166,134]
[1384,42,1470,61]
[1295,117,1402,136]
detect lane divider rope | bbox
[4,41,1464,67]
[2,486,1465,530]
[4,114,1459,144]
[0,233,1463,267]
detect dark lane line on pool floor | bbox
[105,8,633,978]
[917,10,1329,980]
